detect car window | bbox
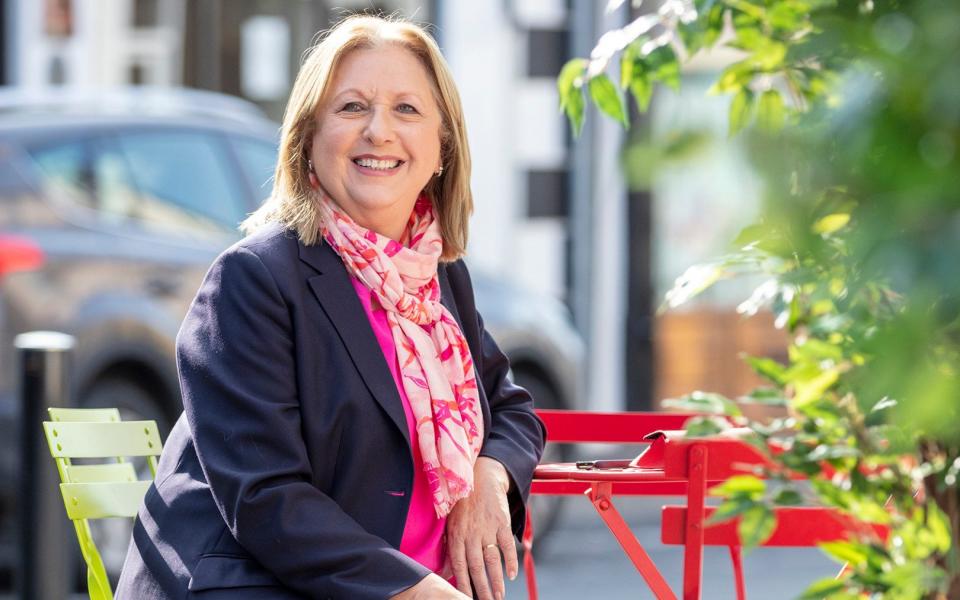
[29,140,98,210]
[91,145,140,225]
[232,136,277,207]
[116,131,246,234]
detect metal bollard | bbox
[15,331,75,600]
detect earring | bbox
[436,164,444,177]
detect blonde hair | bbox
[241,14,472,262]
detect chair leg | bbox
[728,545,746,600]
[75,520,112,600]
[523,508,538,600]
[682,445,708,600]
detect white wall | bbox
[12,0,182,88]
[440,0,568,300]
[442,0,629,410]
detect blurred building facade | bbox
[0,0,784,410]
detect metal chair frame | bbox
[43,407,161,600]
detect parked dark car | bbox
[0,87,582,584]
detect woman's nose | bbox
[362,107,394,145]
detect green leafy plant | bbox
[562,0,960,597]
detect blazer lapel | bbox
[299,241,411,449]
[437,264,491,434]
[437,264,465,332]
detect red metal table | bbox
[523,410,883,600]
[526,426,751,600]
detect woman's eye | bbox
[397,103,419,114]
[341,102,365,112]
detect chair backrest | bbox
[535,409,698,444]
[48,407,122,423]
[43,408,163,600]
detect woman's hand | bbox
[446,457,518,600]
[390,573,470,599]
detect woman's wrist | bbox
[476,456,510,494]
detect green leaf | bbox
[704,5,725,44]
[711,62,754,94]
[769,4,807,32]
[772,488,804,505]
[745,356,788,386]
[706,496,756,524]
[729,88,754,136]
[620,44,637,89]
[710,474,766,498]
[557,58,586,108]
[792,368,840,409]
[820,541,868,566]
[740,387,788,406]
[734,27,766,51]
[790,338,844,363]
[629,73,654,113]
[727,0,766,21]
[847,498,892,524]
[684,416,728,437]
[647,45,681,91]
[798,577,847,599]
[927,505,953,553]
[662,390,742,416]
[738,505,776,548]
[679,22,707,56]
[813,213,851,235]
[588,74,628,128]
[663,262,727,309]
[810,478,853,511]
[732,223,768,247]
[757,89,786,131]
[879,561,939,597]
[752,40,787,70]
[558,58,587,137]
[565,89,586,137]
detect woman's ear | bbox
[307,156,319,189]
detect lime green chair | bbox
[44,407,162,600]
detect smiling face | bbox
[309,44,443,240]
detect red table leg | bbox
[588,482,678,600]
[682,445,707,600]
[728,545,746,600]
[522,509,538,600]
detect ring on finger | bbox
[484,543,500,553]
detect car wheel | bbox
[512,370,569,549]
[76,376,171,587]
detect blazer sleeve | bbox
[177,243,429,599]
[476,311,547,538]
[447,262,547,538]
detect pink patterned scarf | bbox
[317,193,484,517]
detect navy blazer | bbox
[115,223,546,599]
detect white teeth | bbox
[354,158,401,170]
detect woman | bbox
[116,14,545,600]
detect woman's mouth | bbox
[352,157,404,172]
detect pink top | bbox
[350,277,447,573]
